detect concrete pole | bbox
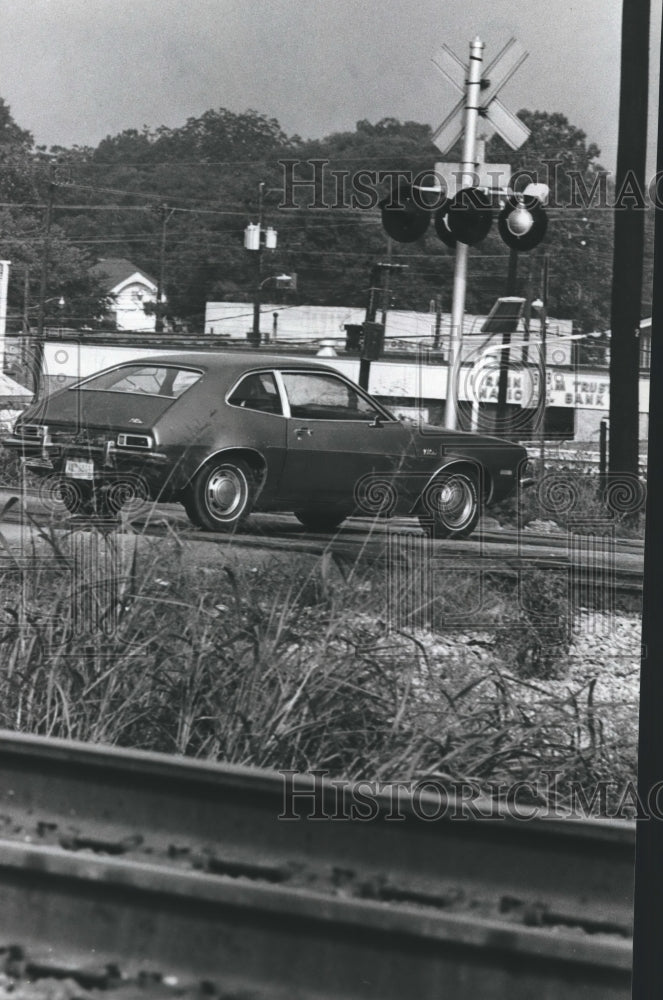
[0,260,9,373]
[445,36,484,430]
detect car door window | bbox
[227,372,282,414]
[281,372,382,421]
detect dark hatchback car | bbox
[3,352,528,538]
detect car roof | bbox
[126,351,340,376]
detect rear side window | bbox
[77,365,202,398]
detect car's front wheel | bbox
[294,506,349,531]
[418,470,480,539]
[184,458,255,532]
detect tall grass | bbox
[0,508,638,813]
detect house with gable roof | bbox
[91,258,163,332]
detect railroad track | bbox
[0,488,645,598]
[0,732,633,998]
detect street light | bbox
[258,274,294,343]
[260,273,293,290]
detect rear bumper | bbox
[3,436,181,499]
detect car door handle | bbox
[294,427,312,439]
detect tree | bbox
[0,99,112,334]
[484,110,614,332]
[29,106,622,335]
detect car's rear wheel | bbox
[418,470,480,539]
[184,458,255,532]
[294,506,349,531]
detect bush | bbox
[494,469,646,538]
[490,570,572,679]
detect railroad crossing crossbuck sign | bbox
[431,37,530,153]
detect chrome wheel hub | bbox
[206,468,245,519]
[434,477,474,528]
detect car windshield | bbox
[76,365,202,398]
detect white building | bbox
[91,258,162,332]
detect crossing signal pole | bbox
[380,37,548,430]
[445,36,484,430]
[429,37,537,430]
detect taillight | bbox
[116,433,153,449]
[15,423,48,440]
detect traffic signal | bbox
[497,189,548,252]
[434,187,493,247]
[380,180,430,243]
[362,321,385,360]
[379,174,549,252]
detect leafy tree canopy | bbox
[0,101,649,337]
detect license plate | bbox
[65,459,94,480]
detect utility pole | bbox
[608,0,650,476]
[433,295,443,350]
[360,263,381,390]
[380,238,393,325]
[0,260,9,374]
[22,268,30,370]
[359,260,406,390]
[155,204,175,334]
[31,162,56,398]
[251,182,265,347]
[536,254,549,475]
[445,35,484,430]
[521,260,533,365]
[495,247,519,431]
[244,182,277,347]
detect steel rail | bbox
[0,495,645,595]
[0,732,634,925]
[0,732,634,997]
[0,840,631,1000]
[0,486,647,549]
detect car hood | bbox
[410,423,527,454]
[21,388,174,432]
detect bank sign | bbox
[474,368,610,410]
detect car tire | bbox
[294,507,348,531]
[418,470,480,540]
[184,458,255,532]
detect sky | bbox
[0,0,660,175]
